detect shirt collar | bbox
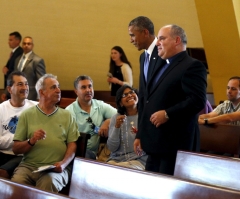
[76,99,98,114]
[12,46,20,53]
[167,51,186,65]
[23,51,33,59]
[145,37,157,58]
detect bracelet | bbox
[27,139,35,146]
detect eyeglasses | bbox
[122,90,135,98]
[86,117,99,133]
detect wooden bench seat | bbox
[0,177,73,199]
[58,97,116,109]
[59,132,90,195]
[199,124,240,157]
[76,132,91,157]
[174,150,240,191]
[69,157,240,199]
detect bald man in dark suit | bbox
[133,24,207,175]
[15,36,46,100]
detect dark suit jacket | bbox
[15,52,46,100]
[4,46,23,87]
[137,51,207,155]
[138,46,164,124]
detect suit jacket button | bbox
[146,101,149,103]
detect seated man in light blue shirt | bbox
[66,75,117,159]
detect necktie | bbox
[18,55,25,71]
[144,52,149,82]
[9,52,13,58]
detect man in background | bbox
[15,36,46,100]
[0,71,38,179]
[199,76,240,125]
[1,32,23,101]
[66,75,117,159]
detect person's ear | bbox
[39,89,44,96]
[74,89,78,96]
[175,36,181,45]
[7,86,11,94]
[143,28,150,37]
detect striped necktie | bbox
[18,55,26,71]
[144,52,149,82]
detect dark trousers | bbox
[0,153,22,176]
[145,153,177,175]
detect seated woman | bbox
[106,85,147,170]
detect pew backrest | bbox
[76,132,91,157]
[174,150,240,191]
[0,178,72,199]
[69,157,240,199]
[199,124,240,157]
[59,132,90,195]
[58,98,75,109]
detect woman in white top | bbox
[107,46,133,96]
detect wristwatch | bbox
[27,139,35,146]
[165,111,169,119]
[204,118,208,125]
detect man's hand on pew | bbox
[98,119,110,137]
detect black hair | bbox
[7,71,26,87]
[109,46,132,75]
[9,31,22,41]
[74,75,93,89]
[128,16,154,35]
[115,85,138,115]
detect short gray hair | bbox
[35,74,57,99]
[170,25,187,45]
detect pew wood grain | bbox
[174,150,240,191]
[69,157,240,199]
[199,124,240,157]
[0,177,72,199]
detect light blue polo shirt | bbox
[66,99,117,154]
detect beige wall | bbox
[195,0,240,104]
[0,0,203,90]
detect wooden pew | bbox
[0,177,72,199]
[58,98,75,109]
[174,150,240,191]
[69,157,240,199]
[76,132,91,157]
[58,97,116,109]
[60,132,90,195]
[61,90,115,103]
[199,124,240,157]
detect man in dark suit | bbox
[15,36,46,100]
[132,24,207,175]
[1,32,23,101]
[128,16,164,135]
